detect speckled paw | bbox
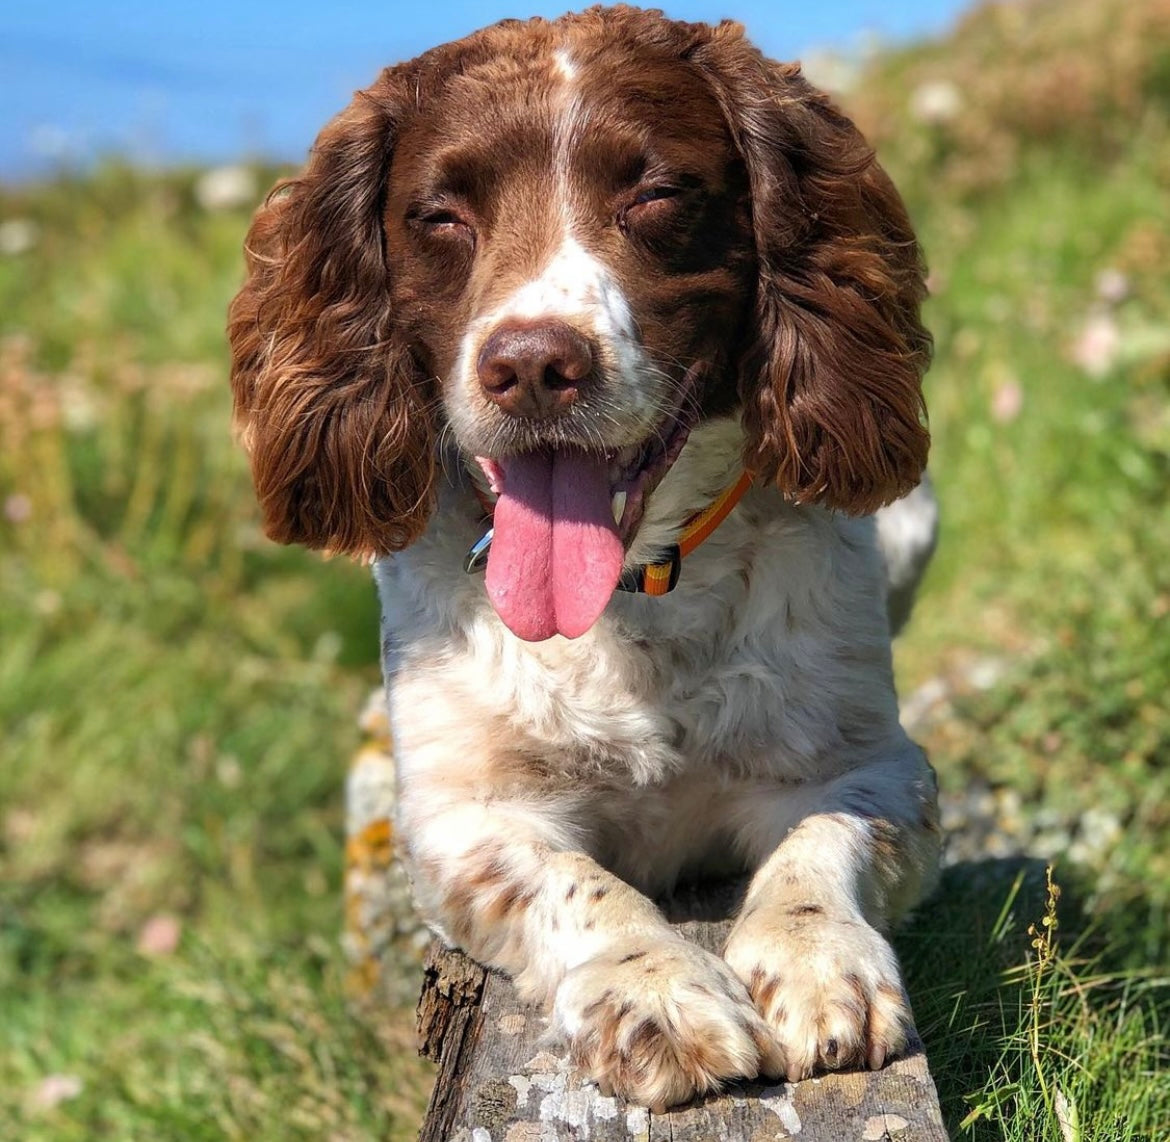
[553,936,785,1110]
[724,910,914,1082]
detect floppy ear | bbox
[692,25,932,515]
[228,70,435,558]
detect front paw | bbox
[724,909,914,1082]
[552,937,785,1111]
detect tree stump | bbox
[415,881,949,1142]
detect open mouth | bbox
[472,380,700,642]
[477,399,695,544]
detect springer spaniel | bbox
[229,7,941,1110]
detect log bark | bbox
[415,881,949,1142]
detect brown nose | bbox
[476,320,594,418]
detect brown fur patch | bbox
[693,32,930,514]
[434,841,534,945]
[481,881,537,926]
[841,972,869,1015]
[749,967,783,1014]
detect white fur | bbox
[876,472,939,635]
[553,48,579,82]
[375,413,940,1101]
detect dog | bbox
[228,6,941,1111]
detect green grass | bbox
[2,1,1169,1136]
[898,862,1168,1141]
[0,164,429,1140]
[877,2,1170,1134]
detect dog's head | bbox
[228,7,931,639]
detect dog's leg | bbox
[723,743,940,1082]
[403,796,784,1109]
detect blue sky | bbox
[2,1,973,179]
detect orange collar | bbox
[625,468,753,594]
[466,469,753,595]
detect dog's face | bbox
[384,34,753,461]
[228,8,931,639]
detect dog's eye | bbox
[618,179,699,236]
[420,210,465,227]
[408,205,474,242]
[632,185,682,207]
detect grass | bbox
[1,0,1168,1137]
[899,860,1168,1141]
[0,166,430,1140]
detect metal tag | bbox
[464,528,494,574]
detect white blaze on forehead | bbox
[488,236,634,331]
[551,47,583,234]
[553,48,578,82]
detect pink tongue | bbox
[485,451,623,641]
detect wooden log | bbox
[415,880,950,1142]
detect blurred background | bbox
[1,1,1167,1139]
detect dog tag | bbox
[464,528,493,574]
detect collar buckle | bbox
[619,544,682,595]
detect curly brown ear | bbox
[693,25,932,515]
[228,72,435,558]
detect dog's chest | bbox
[378,489,895,789]
[524,592,863,787]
